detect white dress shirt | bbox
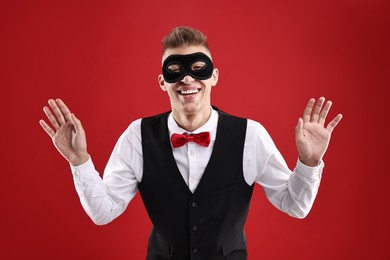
[71,109,324,225]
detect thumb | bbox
[295,118,303,136]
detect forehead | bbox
[162,45,212,63]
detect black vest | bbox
[139,108,254,260]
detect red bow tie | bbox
[171,132,211,148]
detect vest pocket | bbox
[147,227,172,259]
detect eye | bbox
[191,61,206,71]
[167,63,182,73]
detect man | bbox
[39,27,342,259]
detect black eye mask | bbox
[162,52,214,83]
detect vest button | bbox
[191,202,197,208]
[192,248,198,254]
[192,225,198,231]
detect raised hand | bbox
[39,99,89,166]
[295,97,343,167]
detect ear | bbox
[211,68,219,87]
[158,74,167,91]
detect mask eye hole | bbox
[191,61,207,71]
[167,63,182,73]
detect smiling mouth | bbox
[178,89,201,95]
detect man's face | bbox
[158,45,219,117]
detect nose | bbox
[181,75,195,84]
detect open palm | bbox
[39,99,89,166]
[295,97,342,167]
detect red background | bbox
[1,0,389,259]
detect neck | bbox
[172,106,212,132]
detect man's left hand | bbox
[295,97,343,167]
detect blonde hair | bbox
[162,26,209,54]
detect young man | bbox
[40,27,342,259]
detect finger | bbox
[310,97,325,123]
[303,98,315,123]
[39,119,55,138]
[71,113,83,134]
[48,99,66,126]
[56,98,73,122]
[318,101,332,126]
[326,114,343,133]
[43,106,60,130]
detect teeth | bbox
[180,89,200,95]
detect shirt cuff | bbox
[295,158,324,180]
[70,157,95,178]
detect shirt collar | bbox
[168,108,219,135]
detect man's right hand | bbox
[39,99,89,166]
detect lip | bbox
[176,84,201,94]
[177,84,200,91]
[182,93,198,100]
[178,89,201,100]
[176,87,201,101]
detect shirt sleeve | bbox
[71,119,143,225]
[243,120,324,219]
